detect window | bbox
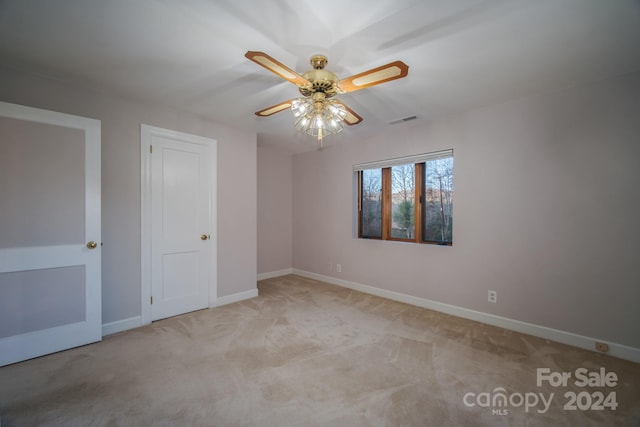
[360,168,382,238]
[391,164,415,239]
[423,156,454,243]
[355,150,453,245]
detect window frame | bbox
[355,150,453,246]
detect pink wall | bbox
[0,65,257,324]
[292,71,640,349]
[257,146,293,274]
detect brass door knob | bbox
[86,241,98,249]
[201,234,210,240]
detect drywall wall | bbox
[257,145,293,274]
[0,65,257,325]
[292,71,640,349]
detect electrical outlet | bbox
[329,263,332,272]
[488,290,497,303]
[336,264,342,273]
[595,342,609,353]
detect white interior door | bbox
[0,102,101,367]
[141,125,216,322]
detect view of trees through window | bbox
[423,157,453,243]
[358,153,453,245]
[361,169,382,238]
[391,164,415,239]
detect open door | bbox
[0,102,101,367]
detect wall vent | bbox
[389,115,417,125]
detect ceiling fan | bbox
[245,51,409,144]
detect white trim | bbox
[140,124,218,325]
[100,288,258,336]
[102,316,143,336]
[292,269,640,364]
[353,149,453,171]
[257,268,294,281]
[0,101,99,130]
[140,126,152,326]
[213,289,259,307]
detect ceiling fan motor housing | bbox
[299,55,339,97]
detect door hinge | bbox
[150,296,153,304]
[149,144,153,154]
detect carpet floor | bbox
[0,274,638,426]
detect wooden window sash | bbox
[381,167,391,240]
[414,163,424,244]
[357,171,363,238]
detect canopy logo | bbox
[462,367,618,416]
[463,388,552,415]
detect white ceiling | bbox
[1,0,640,153]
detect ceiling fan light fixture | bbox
[291,97,346,142]
[291,98,311,117]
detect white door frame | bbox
[140,124,217,325]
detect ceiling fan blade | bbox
[338,61,409,93]
[245,51,311,87]
[334,101,363,125]
[255,99,294,117]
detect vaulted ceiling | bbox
[1,0,639,153]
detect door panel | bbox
[0,116,85,248]
[0,266,85,338]
[147,130,215,321]
[162,147,200,238]
[0,102,101,367]
[162,252,200,300]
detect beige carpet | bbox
[0,274,638,426]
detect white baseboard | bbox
[102,316,143,337]
[292,269,640,364]
[257,268,294,281]
[102,288,259,335]
[214,288,259,307]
